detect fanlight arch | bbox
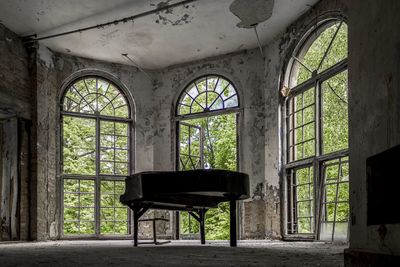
[62,76,130,118]
[286,19,348,89]
[177,75,239,116]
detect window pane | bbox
[288,88,315,162]
[63,116,96,175]
[319,23,348,73]
[322,71,348,154]
[100,180,129,235]
[289,166,314,234]
[63,179,95,235]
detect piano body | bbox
[120,169,250,247]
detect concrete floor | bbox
[0,240,346,267]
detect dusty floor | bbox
[0,240,346,267]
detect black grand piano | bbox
[120,169,250,247]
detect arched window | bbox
[283,19,349,241]
[175,75,240,239]
[177,75,239,116]
[61,75,133,237]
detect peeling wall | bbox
[32,45,157,240]
[5,0,389,245]
[347,0,400,257]
[0,23,31,241]
[0,23,31,119]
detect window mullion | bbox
[95,117,101,237]
[315,80,322,158]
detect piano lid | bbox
[120,169,250,206]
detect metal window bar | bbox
[317,157,349,241]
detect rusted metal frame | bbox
[301,91,305,159]
[192,83,206,108]
[308,165,312,233]
[289,137,315,148]
[326,81,348,105]
[94,116,101,236]
[293,181,313,187]
[292,56,313,74]
[61,110,133,123]
[289,170,295,233]
[96,79,99,112]
[284,157,315,170]
[322,200,348,205]
[99,159,129,164]
[287,59,347,97]
[103,82,111,97]
[324,181,348,187]
[205,76,208,109]
[186,92,205,113]
[323,159,349,169]
[296,199,314,203]
[317,21,343,72]
[72,85,95,112]
[100,133,129,138]
[287,102,315,117]
[61,174,127,180]
[176,107,241,121]
[208,82,231,110]
[331,157,343,241]
[98,93,122,114]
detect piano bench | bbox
[138,218,171,245]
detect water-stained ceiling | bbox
[0,0,318,69]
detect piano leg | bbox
[133,209,139,247]
[229,199,237,247]
[199,209,206,245]
[188,209,207,245]
[130,204,151,247]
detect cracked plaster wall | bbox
[7,0,392,246]
[33,45,157,240]
[0,23,31,241]
[0,23,31,119]
[347,0,400,257]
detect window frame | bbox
[174,74,242,239]
[281,17,349,240]
[59,73,135,239]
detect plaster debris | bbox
[229,0,274,28]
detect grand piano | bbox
[120,169,250,247]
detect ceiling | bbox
[0,0,318,69]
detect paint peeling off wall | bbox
[32,44,157,240]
